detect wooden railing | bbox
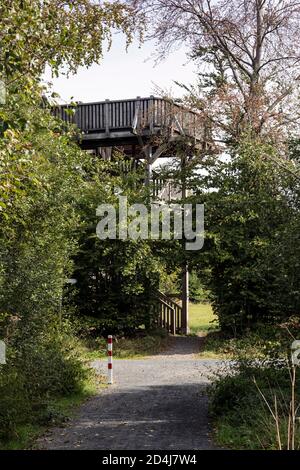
[152,175,181,201]
[52,96,203,140]
[153,290,182,335]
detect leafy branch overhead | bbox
[0,0,141,85]
[131,0,300,142]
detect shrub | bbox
[0,98,95,443]
[210,360,300,449]
[0,323,88,442]
[191,137,300,332]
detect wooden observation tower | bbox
[54,96,205,334]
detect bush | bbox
[0,97,97,444]
[70,174,164,335]
[210,360,300,449]
[0,324,88,442]
[191,137,300,332]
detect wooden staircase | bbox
[153,291,183,335]
[152,172,181,202]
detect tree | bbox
[0,0,138,87]
[0,100,95,439]
[131,0,300,143]
[129,0,300,332]
[0,0,141,441]
[184,136,300,332]
[0,0,140,221]
[70,163,164,335]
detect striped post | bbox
[107,335,113,384]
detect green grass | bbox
[200,322,289,359]
[210,362,300,450]
[189,304,286,359]
[82,328,170,361]
[188,302,229,358]
[81,304,220,360]
[0,365,100,450]
[189,302,219,334]
[208,319,300,449]
[189,306,300,448]
[1,424,44,450]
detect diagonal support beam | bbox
[149,143,169,165]
[132,96,141,135]
[173,114,185,136]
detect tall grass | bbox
[189,303,218,335]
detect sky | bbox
[43,34,197,104]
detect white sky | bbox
[43,34,197,103]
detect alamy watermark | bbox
[96,192,204,251]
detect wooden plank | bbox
[132,96,141,133]
[149,95,154,133]
[171,309,176,336]
[105,99,110,135]
[149,143,169,165]
[174,114,185,136]
[92,104,96,129]
[81,131,149,141]
[53,97,202,144]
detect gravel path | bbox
[37,337,223,450]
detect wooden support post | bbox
[149,143,169,165]
[181,263,189,335]
[149,95,154,134]
[181,153,189,334]
[171,308,176,336]
[132,96,141,134]
[146,145,152,187]
[105,99,110,136]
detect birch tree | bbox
[131,0,300,143]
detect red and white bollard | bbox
[107,335,113,384]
